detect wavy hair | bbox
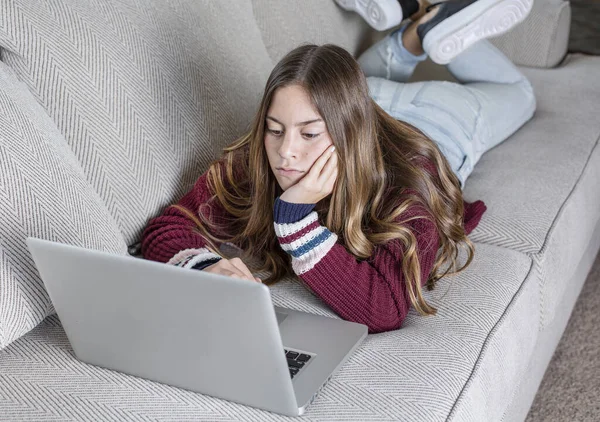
[183,43,475,317]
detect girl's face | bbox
[264,84,334,191]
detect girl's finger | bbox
[319,149,337,184]
[310,145,336,177]
[324,168,338,195]
[215,260,242,278]
[228,257,256,282]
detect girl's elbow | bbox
[365,312,406,334]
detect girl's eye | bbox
[267,129,320,140]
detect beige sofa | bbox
[2,0,599,420]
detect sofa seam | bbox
[535,131,600,257]
[447,130,600,420]
[471,129,600,256]
[445,254,535,421]
[531,131,600,330]
[499,216,600,422]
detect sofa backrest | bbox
[0,0,571,249]
[249,0,375,63]
[0,0,273,247]
[490,0,571,68]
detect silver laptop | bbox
[26,237,368,417]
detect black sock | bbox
[398,0,420,19]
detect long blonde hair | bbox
[183,43,475,317]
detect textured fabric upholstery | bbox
[0,0,274,246]
[0,244,533,421]
[490,0,571,68]
[0,62,127,350]
[465,54,600,254]
[502,220,600,421]
[250,0,376,63]
[463,54,600,330]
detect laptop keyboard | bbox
[284,349,313,379]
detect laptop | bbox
[26,237,368,417]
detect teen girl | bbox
[142,0,536,333]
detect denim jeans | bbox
[357,21,537,188]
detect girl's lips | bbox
[277,168,302,175]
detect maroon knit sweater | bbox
[141,159,487,334]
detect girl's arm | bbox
[273,196,486,334]
[273,197,443,334]
[141,168,227,270]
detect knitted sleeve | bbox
[463,199,487,235]
[273,197,440,334]
[141,166,229,270]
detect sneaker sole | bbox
[423,0,534,64]
[335,0,403,31]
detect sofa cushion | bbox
[0,62,127,350]
[489,0,571,68]
[251,0,376,63]
[0,0,274,247]
[463,54,600,329]
[0,243,534,420]
[464,54,600,252]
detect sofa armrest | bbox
[490,0,571,68]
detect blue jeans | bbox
[358,22,536,188]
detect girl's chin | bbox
[277,179,296,191]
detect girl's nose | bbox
[278,134,298,158]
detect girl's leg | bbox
[413,37,537,186]
[357,21,427,83]
[361,22,536,188]
[359,21,475,186]
[445,39,536,155]
[396,1,536,186]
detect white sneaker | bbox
[418,0,534,64]
[335,0,404,31]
